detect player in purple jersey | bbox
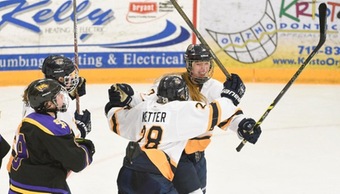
[8,78,95,194]
[6,55,91,174]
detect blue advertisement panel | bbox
[0,0,196,71]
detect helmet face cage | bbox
[185,44,214,84]
[157,75,189,104]
[63,70,79,92]
[28,79,69,113]
[186,60,214,84]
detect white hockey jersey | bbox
[129,77,245,154]
[106,96,241,180]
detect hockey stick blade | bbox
[236,3,327,152]
[169,0,231,78]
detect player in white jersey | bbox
[6,55,91,172]
[110,44,262,193]
[105,75,261,193]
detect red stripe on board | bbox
[192,0,197,44]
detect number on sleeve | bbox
[11,133,29,170]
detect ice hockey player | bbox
[6,55,92,174]
[105,75,261,193]
[8,78,95,193]
[109,44,262,193]
[26,55,91,138]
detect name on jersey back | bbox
[142,111,167,123]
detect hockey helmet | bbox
[41,55,79,92]
[27,78,69,113]
[157,75,189,104]
[184,44,214,84]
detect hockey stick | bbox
[236,3,327,152]
[73,0,80,114]
[170,0,231,79]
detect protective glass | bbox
[52,87,69,112]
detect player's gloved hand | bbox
[69,77,86,100]
[75,138,95,157]
[108,83,134,104]
[105,84,134,115]
[74,109,91,138]
[77,77,86,97]
[221,73,246,106]
[237,118,262,144]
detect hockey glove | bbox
[109,83,134,104]
[69,77,86,100]
[221,73,246,106]
[105,84,134,114]
[74,109,91,138]
[237,118,262,144]
[77,77,86,97]
[75,138,95,157]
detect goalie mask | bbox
[185,44,214,84]
[157,75,189,104]
[41,55,79,93]
[27,78,69,113]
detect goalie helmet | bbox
[157,75,189,104]
[27,78,69,113]
[184,44,214,84]
[41,55,79,92]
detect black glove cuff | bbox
[76,138,95,157]
[105,102,117,115]
[221,89,241,106]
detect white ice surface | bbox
[0,83,339,194]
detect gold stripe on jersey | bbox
[23,118,53,135]
[184,101,221,154]
[218,109,243,130]
[184,136,212,154]
[110,108,124,135]
[10,184,51,194]
[143,148,177,181]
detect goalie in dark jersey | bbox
[8,78,95,194]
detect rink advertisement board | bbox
[0,0,195,70]
[200,0,340,67]
[0,0,339,84]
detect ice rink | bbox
[0,83,339,194]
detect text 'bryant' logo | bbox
[129,2,157,14]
